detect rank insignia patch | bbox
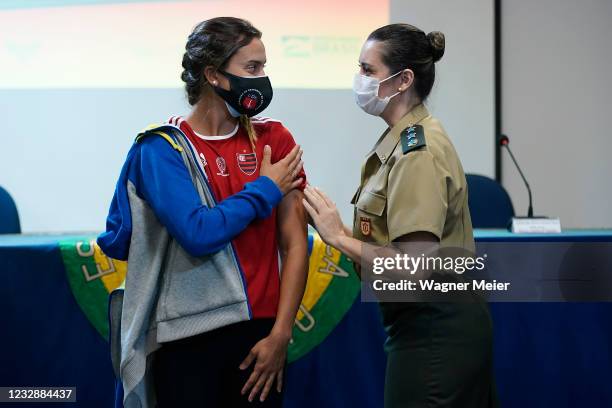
[401,125,426,154]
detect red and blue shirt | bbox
[169,116,307,318]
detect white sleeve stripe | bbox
[251,118,281,124]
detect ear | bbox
[203,66,220,86]
[397,69,415,92]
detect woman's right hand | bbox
[260,144,303,195]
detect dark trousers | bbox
[153,318,284,407]
[382,302,498,408]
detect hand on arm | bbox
[303,184,361,258]
[303,185,439,278]
[260,144,304,195]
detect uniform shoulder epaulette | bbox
[400,124,426,154]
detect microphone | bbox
[499,134,533,218]
[499,135,561,233]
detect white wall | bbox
[501,0,612,227]
[390,0,495,180]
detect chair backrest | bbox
[0,186,21,234]
[465,174,514,229]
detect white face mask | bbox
[352,71,402,116]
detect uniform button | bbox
[381,155,386,161]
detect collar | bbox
[374,103,430,163]
[193,123,240,141]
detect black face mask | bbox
[213,71,273,118]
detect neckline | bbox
[192,123,240,141]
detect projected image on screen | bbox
[0,0,389,89]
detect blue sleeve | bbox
[136,136,282,257]
[97,147,137,261]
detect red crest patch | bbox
[360,217,371,236]
[236,152,258,175]
[240,91,261,110]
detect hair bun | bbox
[426,31,445,63]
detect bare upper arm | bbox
[277,189,307,254]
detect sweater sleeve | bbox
[136,135,282,257]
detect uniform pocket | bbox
[356,191,387,216]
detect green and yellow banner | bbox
[58,233,359,362]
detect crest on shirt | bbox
[236,152,258,176]
[216,156,228,176]
[360,217,371,236]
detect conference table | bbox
[1,230,611,407]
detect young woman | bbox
[304,24,498,407]
[99,17,308,407]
